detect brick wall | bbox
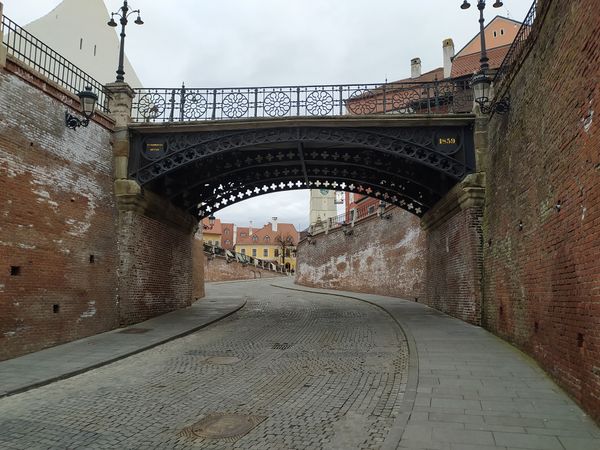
[424,205,484,325]
[205,254,285,282]
[484,0,600,421]
[0,60,118,360]
[296,208,426,300]
[192,234,206,300]
[117,212,194,326]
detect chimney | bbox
[271,217,278,232]
[411,58,422,79]
[249,221,253,236]
[443,38,455,79]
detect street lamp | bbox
[460,1,510,114]
[378,200,392,220]
[107,1,144,83]
[65,86,98,129]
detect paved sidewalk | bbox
[0,291,246,398]
[273,280,600,450]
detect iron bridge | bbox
[129,80,475,219]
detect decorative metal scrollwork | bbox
[264,91,291,117]
[306,90,333,116]
[390,89,421,114]
[347,89,377,115]
[222,92,249,118]
[183,93,208,119]
[138,93,166,120]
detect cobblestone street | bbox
[0,281,409,449]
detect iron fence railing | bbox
[1,15,110,113]
[131,80,473,122]
[305,201,386,236]
[494,0,538,86]
[203,243,289,273]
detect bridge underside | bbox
[128,116,475,218]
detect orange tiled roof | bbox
[201,218,223,235]
[451,44,511,78]
[391,67,444,84]
[236,222,299,246]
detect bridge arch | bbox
[128,116,475,218]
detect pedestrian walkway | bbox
[0,291,246,398]
[272,280,600,450]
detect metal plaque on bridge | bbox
[143,140,167,160]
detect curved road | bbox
[0,282,408,449]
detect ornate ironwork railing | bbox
[131,80,473,122]
[1,15,110,113]
[306,201,388,236]
[494,0,538,86]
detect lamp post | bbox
[460,1,509,114]
[65,86,98,129]
[107,1,143,83]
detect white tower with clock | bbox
[309,188,337,229]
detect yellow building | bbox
[201,218,222,247]
[235,219,299,272]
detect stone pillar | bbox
[421,173,485,325]
[104,82,203,324]
[0,3,7,68]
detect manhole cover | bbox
[180,413,266,441]
[118,328,151,334]
[204,356,240,365]
[272,343,293,350]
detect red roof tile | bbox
[451,44,511,78]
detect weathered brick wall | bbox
[205,255,285,282]
[192,234,206,300]
[424,206,484,325]
[117,212,194,326]
[0,60,118,360]
[484,0,600,421]
[296,208,426,300]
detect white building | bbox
[309,188,337,229]
[23,0,143,87]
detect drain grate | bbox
[180,413,266,442]
[272,343,293,350]
[118,328,151,334]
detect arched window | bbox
[264,235,270,242]
[252,235,258,242]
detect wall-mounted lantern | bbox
[65,86,98,129]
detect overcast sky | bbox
[4,0,531,230]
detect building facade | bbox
[235,218,299,272]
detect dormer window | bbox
[252,235,258,242]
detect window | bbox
[263,249,269,257]
[349,193,354,203]
[264,235,270,242]
[274,249,279,257]
[493,31,497,37]
[241,248,246,255]
[285,249,291,257]
[240,232,247,237]
[349,209,356,221]
[252,235,258,242]
[368,205,376,215]
[207,240,212,245]
[224,229,230,235]
[252,248,257,257]
[225,240,231,245]
[500,29,504,35]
